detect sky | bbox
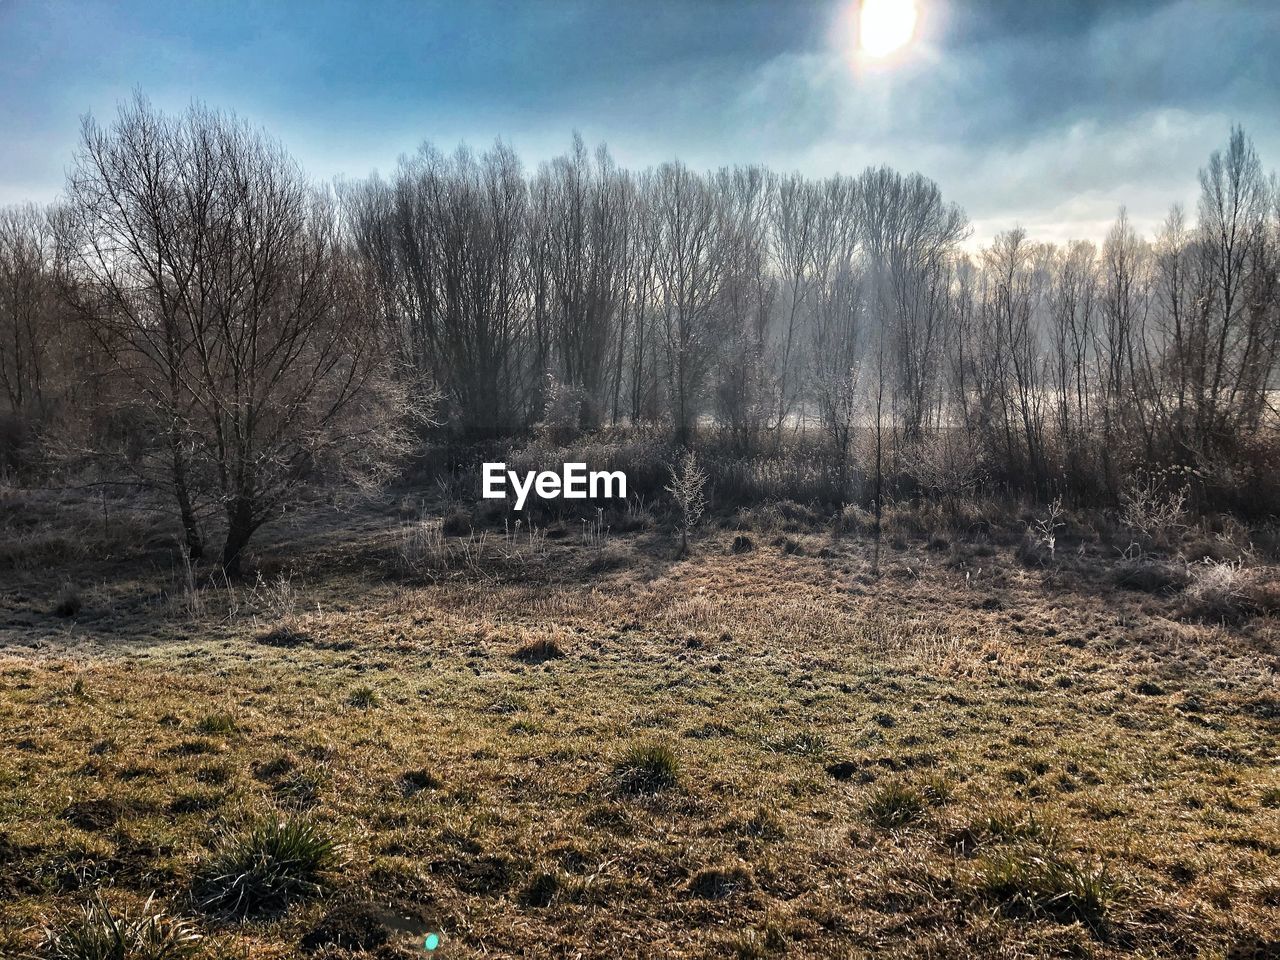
[1,0,1277,247]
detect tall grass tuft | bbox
[41,894,201,960]
[613,742,680,794]
[975,848,1119,934]
[194,817,337,917]
[863,781,928,828]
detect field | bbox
[1,488,1278,959]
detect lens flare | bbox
[859,0,918,58]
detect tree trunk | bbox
[221,498,257,578]
[171,440,203,561]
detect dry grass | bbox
[0,492,1277,958]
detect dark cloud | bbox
[0,0,1276,243]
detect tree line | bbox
[1,96,1278,567]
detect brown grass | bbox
[0,492,1277,958]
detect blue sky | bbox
[2,0,1277,245]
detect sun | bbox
[859,0,918,58]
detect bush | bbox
[41,894,201,960]
[1181,559,1256,623]
[613,742,680,794]
[54,585,84,618]
[536,375,589,444]
[440,504,472,536]
[1119,472,1189,552]
[739,499,820,534]
[194,817,338,917]
[667,450,709,554]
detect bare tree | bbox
[38,108,1262,521]
[1096,209,1150,494]
[0,204,59,418]
[857,166,968,441]
[650,162,733,445]
[769,173,820,434]
[63,95,416,573]
[536,135,631,428]
[807,176,864,497]
[714,166,776,454]
[625,173,664,424]
[980,228,1051,487]
[1189,127,1277,450]
[665,448,708,555]
[348,142,531,437]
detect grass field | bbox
[1,490,1277,958]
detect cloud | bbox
[711,0,1280,243]
[1,0,1277,242]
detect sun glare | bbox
[859,0,918,58]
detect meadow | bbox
[1,483,1276,959]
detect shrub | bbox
[440,504,472,536]
[41,894,201,960]
[1014,497,1066,566]
[666,450,709,554]
[1119,473,1189,552]
[1181,559,1256,623]
[864,782,928,828]
[536,375,589,444]
[194,817,338,917]
[54,585,84,618]
[740,499,821,534]
[613,742,680,794]
[833,503,876,538]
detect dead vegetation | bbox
[0,489,1276,959]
